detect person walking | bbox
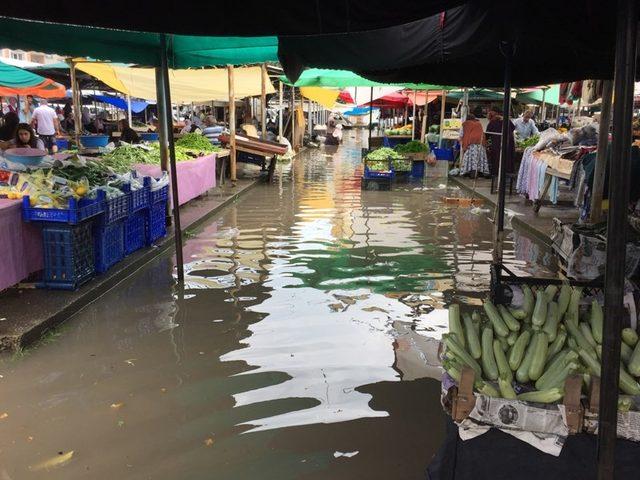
[485,106,515,175]
[31,99,61,152]
[459,114,489,177]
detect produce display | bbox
[394,140,429,154]
[392,158,412,172]
[516,135,541,149]
[385,124,413,136]
[365,147,402,172]
[442,285,640,408]
[175,133,218,152]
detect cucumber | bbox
[628,337,640,376]
[498,304,521,333]
[622,328,638,347]
[481,327,499,381]
[557,284,571,317]
[509,330,532,371]
[589,300,603,344]
[516,334,538,384]
[509,308,527,320]
[498,373,517,399]
[494,339,512,382]
[449,304,465,348]
[579,348,601,376]
[528,332,549,381]
[546,327,567,361]
[622,342,633,365]
[442,334,482,377]
[517,388,564,404]
[475,380,500,397]
[463,313,482,360]
[542,301,560,343]
[522,285,535,321]
[580,322,598,349]
[532,291,548,327]
[507,331,518,347]
[483,300,510,338]
[565,319,597,358]
[544,285,558,302]
[620,365,640,396]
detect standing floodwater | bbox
[0,130,556,479]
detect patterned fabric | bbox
[460,144,490,176]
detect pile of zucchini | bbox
[442,285,640,407]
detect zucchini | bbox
[596,345,602,361]
[499,336,509,352]
[579,348,601,376]
[475,380,500,397]
[522,285,535,321]
[498,304,521,333]
[544,285,558,302]
[443,360,462,383]
[481,327,499,381]
[619,365,640,396]
[544,362,579,391]
[564,287,583,326]
[557,284,571,317]
[567,336,578,351]
[565,319,597,358]
[589,300,603,344]
[622,328,638,347]
[498,373,517,399]
[546,327,567,360]
[516,334,538,384]
[532,291,548,327]
[528,332,549,381]
[494,339,512,382]
[580,322,598,349]
[507,331,518,347]
[542,301,560,343]
[449,304,465,348]
[618,396,634,413]
[622,341,633,365]
[483,300,510,338]
[509,330,532,371]
[628,338,640,376]
[509,308,527,320]
[442,334,482,377]
[536,350,571,390]
[463,313,482,360]
[517,388,564,404]
[472,310,482,323]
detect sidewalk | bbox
[0,179,258,353]
[449,176,579,245]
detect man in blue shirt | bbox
[513,110,539,140]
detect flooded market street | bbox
[0,131,557,479]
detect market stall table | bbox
[134,153,217,206]
[0,199,43,291]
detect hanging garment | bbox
[549,176,559,204]
[559,83,571,105]
[516,147,534,194]
[569,81,583,101]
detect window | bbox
[10,51,24,60]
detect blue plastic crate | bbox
[40,222,95,290]
[125,177,151,213]
[149,184,169,205]
[23,190,105,224]
[433,147,455,161]
[100,192,129,225]
[364,166,395,180]
[94,220,124,273]
[146,201,167,245]
[411,160,425,178]
[124,209,146,255]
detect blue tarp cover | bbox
[343,106,376,116]
[92,94,148,113]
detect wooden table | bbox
[533,167,572,213]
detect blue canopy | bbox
[342,106,376,116]
[91,94,148,113]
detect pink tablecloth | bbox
[134,153,217,206]
[0,199,43,291]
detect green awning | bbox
[0,17,279,68]
[279,68,453,90]
[516,85,561,106]
[0,60,66,97]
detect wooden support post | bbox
[563,374,584,434]
[278,81,283,140]
[291,86,296,150]
[452,366,476,422]
[154,66,169,174]
[421,90,429,143]
[227,65,237,184]
[307,99,312,136]
[411,90,417,140]
[261,63,267,139]
[590,80,613,223]
[67,59,82,146]
[368,87,374,148]
[438,90,447,148]
[126,94,132,127]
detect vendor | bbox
[514,110,539,140]
[118,119,140,144]
[1,123,46,151]
[0,111,19,142]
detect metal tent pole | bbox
[368,87,374,148]
[421,90,429,142]
[493,41,514,265]
[438,90,446,148]
[154,67,169,173]
[126,94,132,127]
[278,80,283,140]
[67,58,82,144]
[590,80,613,223]
[227,65,237,184]
[261,63,267,139]
[160,33,184,284]
[412,90,417,140]
[291,87,296,150]
[597,0,638,477]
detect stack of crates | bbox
[94,189,129,274]
[123,178,150,255]
[362,158,394,191]
[146,184,169,245]
[22,191,105,290]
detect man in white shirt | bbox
[513,110,539,140]
[31,99,61,152]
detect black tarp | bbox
[0,1,465,36]
[279,0,638,88]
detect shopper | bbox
[118,119,140,144]
[514,110,539,140]
[485,106,515,175]
[459,114,489,177]
[325,114,339,146]
[202,115,223,145]
[19,95,34,123]
[2,123,46,150]
[0,111,19,142]
[31,99,61,152]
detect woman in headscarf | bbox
[485,106,515,175]
[459,114,489,177]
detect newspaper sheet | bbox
[584,411,640,442]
